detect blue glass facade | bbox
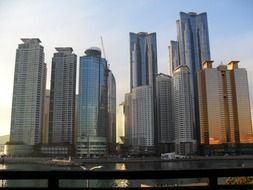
[130,32,157,91]
[176,12,211,142]
[107,71,116,153]
[169,40,180,75]
[127,32,158,154]
[77,48,107,157]
[79,48,107,137]
[177,12,210,74]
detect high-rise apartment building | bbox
[169,12,211,144]
[198,61,253,146]
[124,32,157,154]
[10,38,46,148]
[131,85,154,153]
[42,90,50,144]
[156,73,174,153]
[173,65,196,155]
[77,47,109,157]
[48,48,77,145]
[107,71,116,153]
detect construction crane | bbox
[100,36,110,69]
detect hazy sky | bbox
[0,0,253,136]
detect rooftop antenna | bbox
[100,36,110,69]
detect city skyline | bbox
[1,0,253,136]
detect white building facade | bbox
[173,65,196,155]
[10,38,46,148]
[131,85,154,153]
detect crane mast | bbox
[100,36,110,69]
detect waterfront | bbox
[0,158,252,188]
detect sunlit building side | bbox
[9,39,46,155]
[116,102,125,145]
[198,61,253,154]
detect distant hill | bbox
[0,135,9,144]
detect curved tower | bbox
[77,47,108,157]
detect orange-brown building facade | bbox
[197,60,253,146]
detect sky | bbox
[0,0,253,136]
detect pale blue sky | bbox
[0,0,253,135]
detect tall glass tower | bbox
[124,32,158,154]
[10,39,46,148]
[169,12,211,145]
[130,32,157,90]
[107,71,116,153]
[77,47,108,157]
[48,48,77,145]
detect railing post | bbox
[209,176,218,189]
[48,177,59,189]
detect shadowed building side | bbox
[48,47,77,147]
[156,73,174,153]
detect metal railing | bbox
[0,168,253,189]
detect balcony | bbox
[0,168,253,189]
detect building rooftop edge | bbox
[21,38,41,43]
[55,47,73,53]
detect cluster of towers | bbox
[9,40,116,157]
[123,12,253,156]
[9,12,253,157]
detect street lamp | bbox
[80,165,103,188]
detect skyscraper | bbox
[10,38,46,148]
[77,47,108,157]
[168,41,180,75]
[131,85,154,153]
[198,61,253,148]
[177,12,210,72]
[48,48,77,145]
[156,73,174,153]
[107,70,116,153]
[124,93,133,147]
[42,89,50,144]
[169,12,211,146]
[130,32,157,90]
[124,32,157,154]
[173,65,196,155]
